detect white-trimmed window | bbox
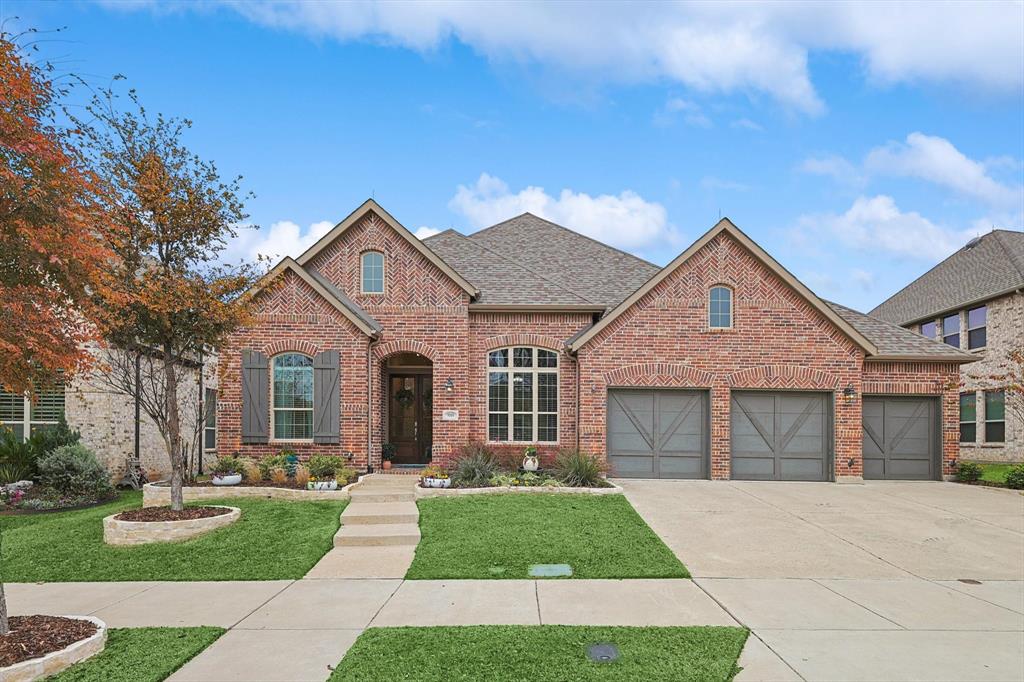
[272,354,314,441]
[488,347,558,443]
[203,388,217,451]
[967,306,987,350]
[985,390,1005,443]
[709,286,732,328]
[361,251,384,294]
[0,383,65,441]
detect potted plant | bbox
[307,455,342,490]
[212,455,243,486]
[420,465,451,488]
[381,443,396,471]
[522,446,539,472]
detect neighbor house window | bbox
[0,382,65,442]
[920,321,937,339]
[487,347,558,443]
[272,354,314,440]
[967,306,987,350]
[204,388,217,451]
[942,314,960,347]
[361,251,384,294]
[985,390,1005,443]
[709,286,732,329]
[959,393,976,443]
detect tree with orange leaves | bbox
[70,85,262,513]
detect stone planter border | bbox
[103,506,241,545]
[0,616,106,682]
[141,475,365,507]
[416,480,623,498]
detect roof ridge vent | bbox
[964,235,984,249]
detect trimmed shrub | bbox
[27,417,81,459]
[336,467,357,486]
[257,454,288,481]
[308,455,343,480]
[37,444,114,500]
[212,455,244,477]
[1005,464,1024,490]
[552,448,606,487]
[957,461,983,483]
[451,443,498,488]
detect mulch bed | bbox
[115,506,232,522]
[0,615,97,667]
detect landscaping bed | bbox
[407,494,689,580]
[330,625,748,681]
[0,615,97,667]
[48,627,224,682]
[956,461,1024,489]
[1,491,345,581]
[114,505,232,522]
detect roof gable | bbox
[568,218,878,355]
[296,199,479,299]
[870,229,1024,325]
[244,258,381,337]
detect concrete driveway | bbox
[619,479,1024,681]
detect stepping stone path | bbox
[305,474,420,579]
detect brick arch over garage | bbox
[726,364,841,390]
[373,339,439,363]
[484,333,566,352]
[261,339,320,358]
[603,363,715,388]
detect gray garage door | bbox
[607,389,707,478]
[862,397,937,480]
[730,391,830,481]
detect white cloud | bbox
[654,97,712,128]
[413,226,441,240]
[730,118,763,132]
[449,173,679,251]
[227,219,335,263]
[798,195,975,261]
[154,2,1020,113]
[798,155,865,187]
[865,132,1022,207]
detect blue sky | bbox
[6,1,1023,311]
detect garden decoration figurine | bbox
[522,446,539,472]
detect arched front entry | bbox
[385,352,433,465]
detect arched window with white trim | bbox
[361,251,384,294]
[272,353,314,440]
[709,286,733,329]
[487,346,558,443]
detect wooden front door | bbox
[388,374,432,465]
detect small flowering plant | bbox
[420,465,450,480]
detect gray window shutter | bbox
[313,350,340,444]
[241,350,269,444]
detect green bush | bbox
[452,443,498,488]
[257,454,288,480]
[37,444,114,500]
[552,448,606,487]
[212,455,244,477]
[957,461,983,483]
[1005,464,1024,490]
[307,455,342,480]
[336,466,357,486]
[28,417,81,458]
[0,429,35,483]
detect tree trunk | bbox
[1,527,9,635]
[163,344,184,512]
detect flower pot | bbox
[423,477,451,489]
[307,480,338,491]
[382,460,392,471]
[522,455,539,472]
[212,474,242,486]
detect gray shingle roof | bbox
[870,230,1024,325]
[426,213,660,308]
[826,301,975,362]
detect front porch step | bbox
[340,502,419,525]
[349,490,415,504]
[334,523,421,547]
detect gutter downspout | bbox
[367,335,380,473]
[566,343,581,451]
[197,350,204,477]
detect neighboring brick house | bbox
[219,199,974,481]
[0,347,218,479]
[871,229,1024,463]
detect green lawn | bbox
[50,627,224,682]
[972,462,1014,484]
[407,494,689,580]
[330,626,748,681]
[0,491,345,581]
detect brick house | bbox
[218,199,974,481]
[871,229,1024,463]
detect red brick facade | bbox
[218,208,961,480]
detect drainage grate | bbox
[529,563,573,577]
[587,643,620,663]
[958,578,983,585]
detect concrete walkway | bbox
[305,474,419,579]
